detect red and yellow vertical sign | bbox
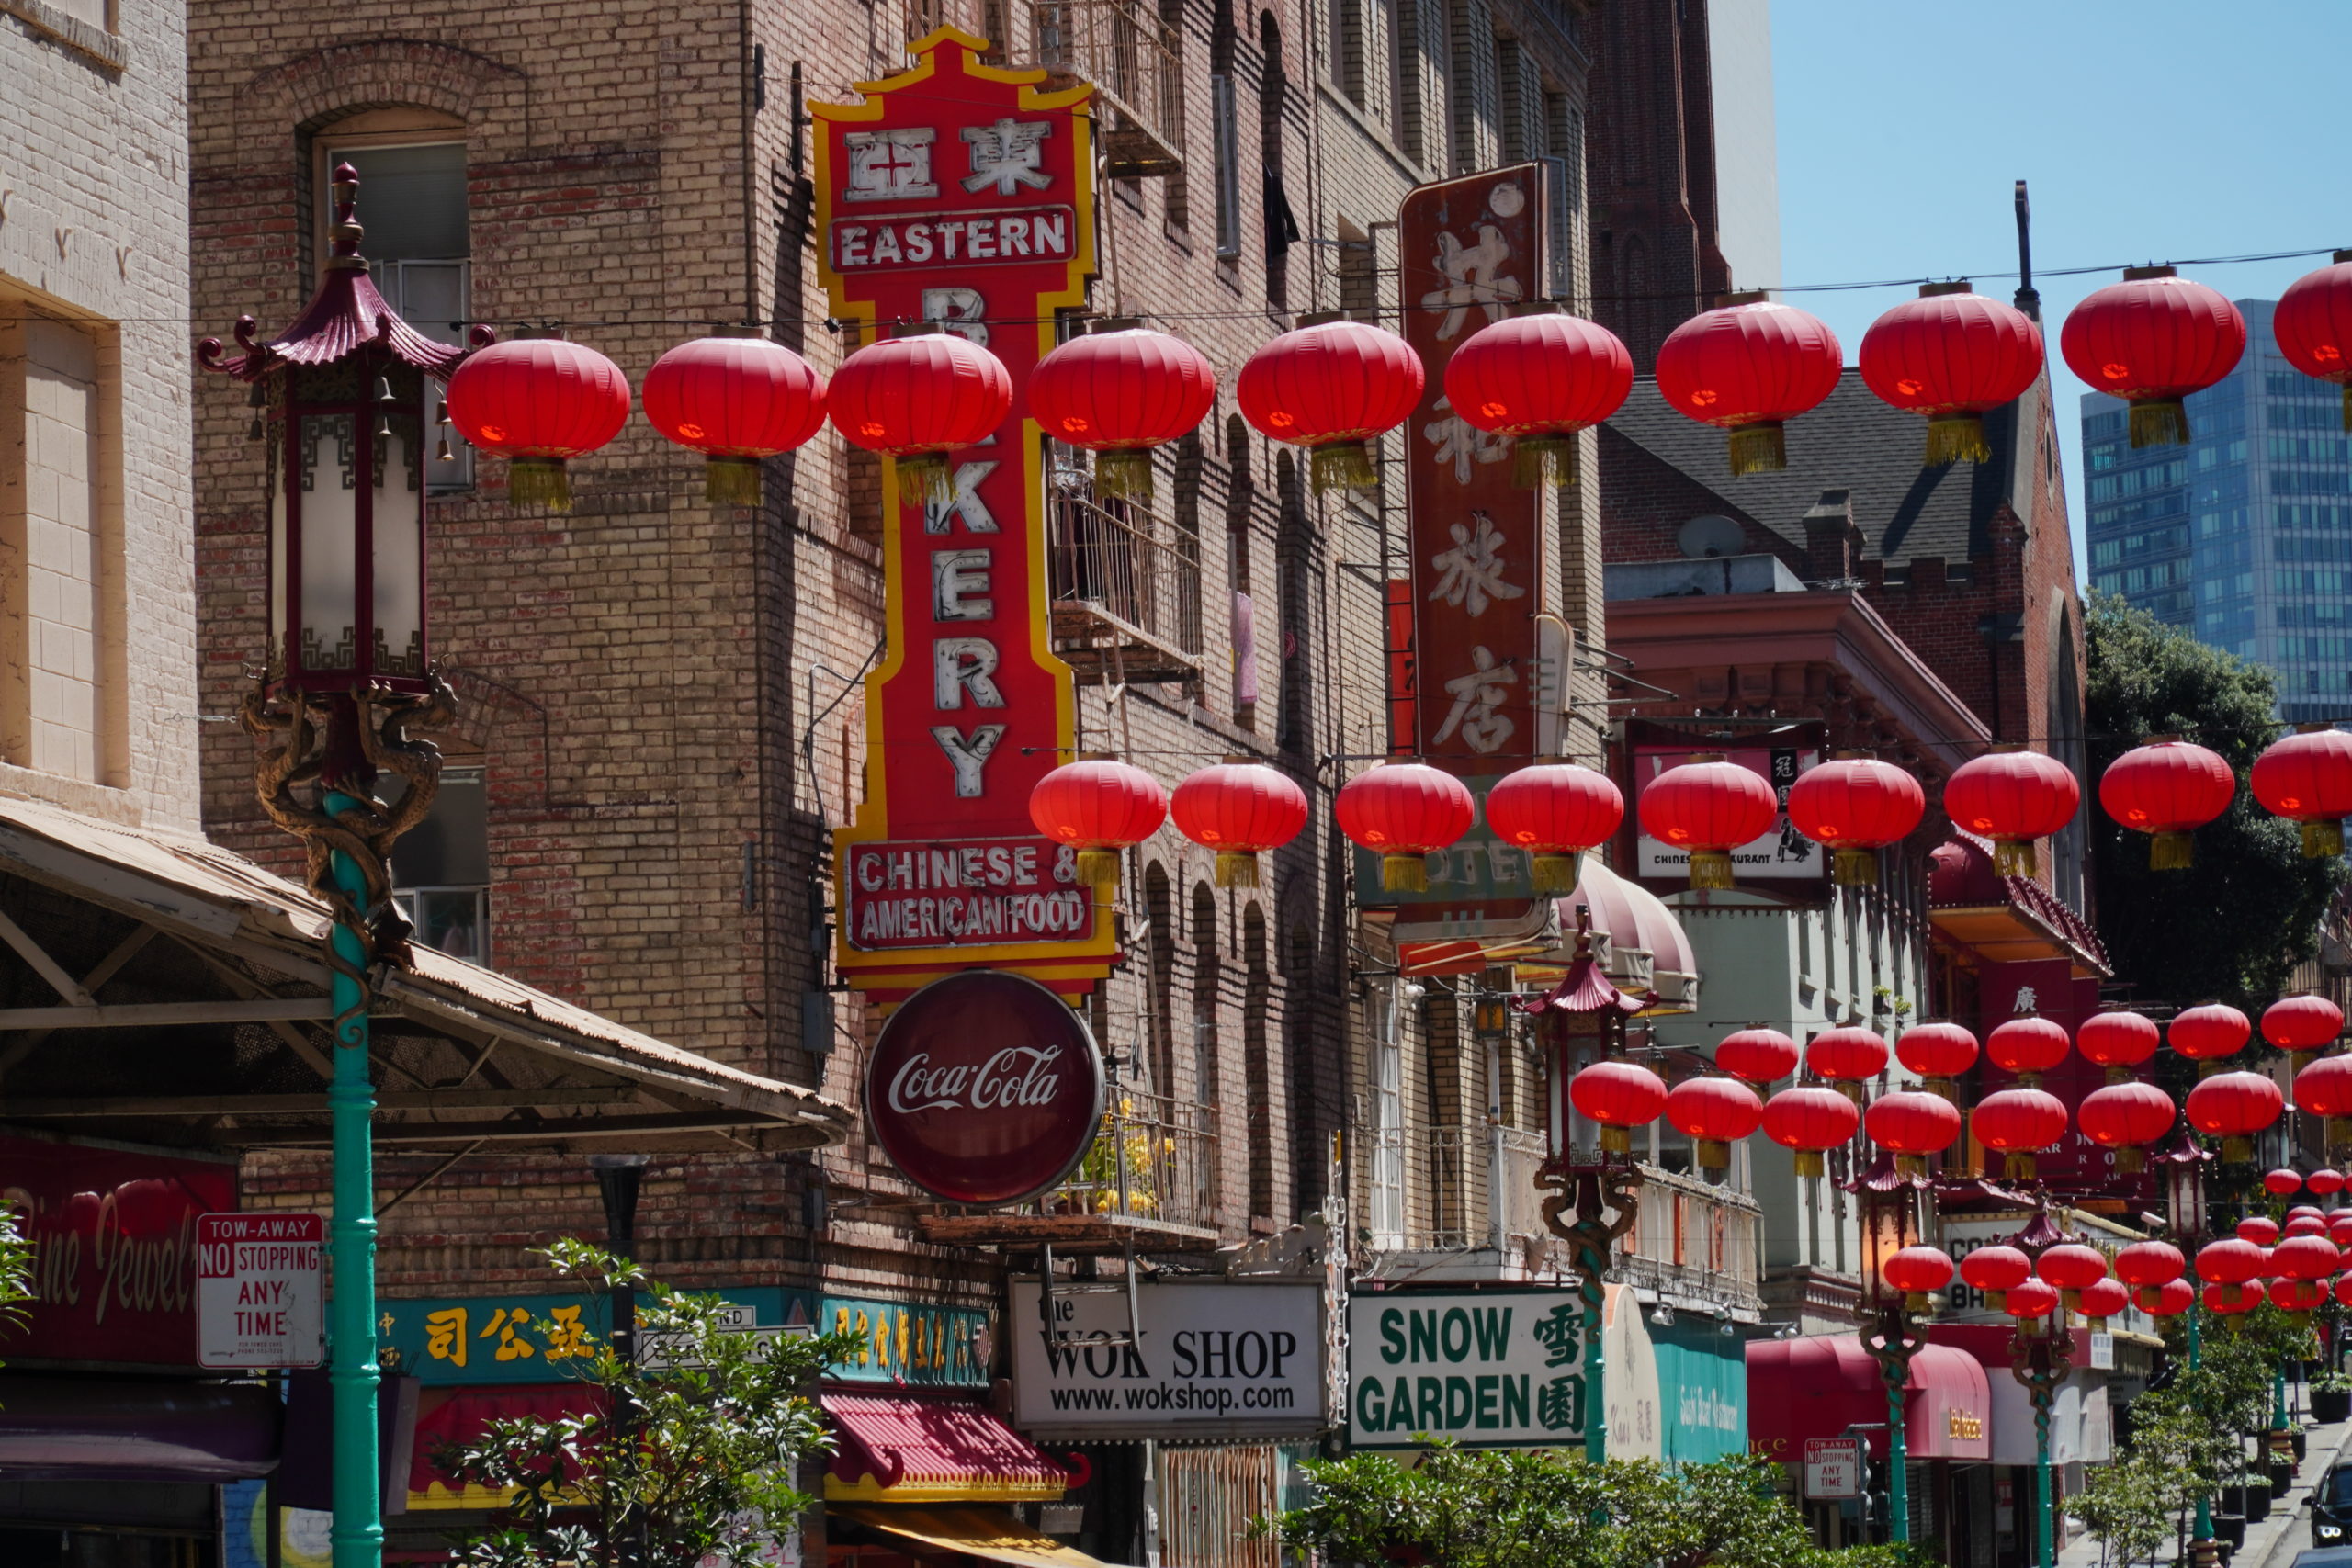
[818,29,1114,1004]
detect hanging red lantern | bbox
[2036,1243,2109,1313]
[1570,1059,1668,1156]
[1444,311,1634,488]
[2237,1215,2282,1247]
[2297,1055,2352,1138]
[2290,1203,2327,1223]
[2265,1168,2308,1198]
[2143,1277,2196,1317]
[2252,723,2352,858]
[2075,1277,2131,1325]
[2286,1215,2328,1238]
[1807,1027,1891,1098]
[2271,252,2352,432]
[445,333,633,511]
[2312,1168,2348,1197]
[1896,1021,1978,1104]
[1666,1076,1766,1171]
[1961,1245,2031,1313]
[2264,995,2345,1060]
[2256,1246,2282,1281]
[642,334,827,504]
[1761,1086,1860,1178]
[1944,746,2080,877]
[1864,1089,1962,1177]
[1335,761,1476,892]
[2186,1069,2285,1163]
[1716,1026,1802,1087]
[1858,283,2044,466]
[2271,1278,2327,1317]
[1483,764,1625,894]
[1637,754,1778,889]
[2275,1235,2343,1282]
[2005,1279,2060,1320]
[2113,1240,2185,1312]
[1170,761,1309,888]
[2076,1011,2160,1083]
[2204,1281,2259,1316]
[1236,319,1424,493]
[1027,758,1168,891]
[1029,325,1216,501]
[1883,1246,1956,1313]
[1785,755,1925,886]
[2076,1081,2177,1173]
[1654,295,1844,476]
[2199,1237,2266,1288]
[2097,736,2235,870]
[2059,266,2247,447]
[1985,1015,2071,1082]
[1971,1087,2068,1180]
[2169,1002,2252,1070]
[829,331,1013,505]
[2337,1276,2352,1309]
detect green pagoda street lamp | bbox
[2155,1124,2218,1567]
[201,163,468,1568]
[1853,1150,1937,1545]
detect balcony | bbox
[1614,1166,1765,1318]
[1047,491,1204,682]
[1021,0,1185,177]
[918,1089,1223,1252]
[1353,1122,1547,1272]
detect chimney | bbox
[1802,490,1864,582]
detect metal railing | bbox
[1353,1122,1546,1254]
[1023,0,1186,167]
[1048,491,1204,665]
[1029,1088,1220,1232]
[1615,1165,1764,1312]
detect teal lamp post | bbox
[2156,1127,2219,1567]
[1856,1151,1939,1545]
[202,164,464,1568]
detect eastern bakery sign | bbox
[817,28,1114,1004]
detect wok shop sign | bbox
[1009,1280,1326,1440]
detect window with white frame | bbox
[390,764,490,963]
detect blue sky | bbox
[1770,0,2352,580]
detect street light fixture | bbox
[2154,1124,2221,1567]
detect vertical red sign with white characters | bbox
[817,29,1115,1004]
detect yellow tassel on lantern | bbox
[2130,399,2191,448]
[1986,1289,2009,1314]
[1794,1150,1826,1179]
[1215,850,1261,888]
[1895,1153,1926,1179]
[2223,1134,2254,1163]
[1309,440,1379,494]
[2302,819,2345,858]
[896,452,956,507]
[1924,413,1992,468]
[1726,422,1788,476]
[706,456,763,506]
[1688,850,1736,890]
[1511,434,1581,491]
[1382,851,1430,892]
[2340,384,2352,434]
[1697,1138,1730,1171]
[507,457,572,511]
[1993,839,2039,877]
[1926,1076,1958,1106]
[1600,1125,1632,1156]
[1077,848,1124,890]
[2149,829,2195,871]
[1093,448,1156,502]
[1832,847,1880,886]
[2117,1146,2145,1174]
[2004,1151,2037,1180]
[1905,1291,1933,1314]
[1530,852,1582,894]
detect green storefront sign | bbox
[821,1294,993,1389]
[380,1286,814,1384]
[1345,1288,1589,1449]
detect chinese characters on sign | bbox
[1632,739,1826,883]
[1345,1289,1589,1449]
[822,1295,993,1388]
[819,28,1114,1004]
[379,1293,605,1384]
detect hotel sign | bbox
[817,28,1114,1005]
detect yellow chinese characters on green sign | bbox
[379,1293,607,1384]
[822,1295,992,1389]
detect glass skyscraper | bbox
[2082,298,2352,721]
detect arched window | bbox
[1191,883,1221,1106]
[1145,863,1177,1094]
[1243,905,1275,1221]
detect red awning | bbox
[1746,1334,1990,1462]
[823,1393,1069,1504]
[407,1383,605,1511]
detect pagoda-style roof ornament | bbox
[198,163,475,383]
[1847,1146,1932,1196]
[1526,912,1642,1018]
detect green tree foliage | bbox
[439,1238,856,1568]
[2085,593,2344,1006]
[0,1202,29,1367]
[1264,1443,1928,1568]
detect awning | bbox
[832,1506,1109,1567]
[404,1383,605,1511]
[0,1374,280,1482]
[823,1393,1069,1503]
[1929,1325,2112,1467]
[1745,1335,1990,1461]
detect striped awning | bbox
[822,1393,1069,1503]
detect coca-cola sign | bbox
[866,970,1104,1206]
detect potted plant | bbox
[2316,1371,2352,1426]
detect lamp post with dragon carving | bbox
[201,164,465,1568]
[1532,921,1645,1463]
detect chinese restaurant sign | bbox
[0,1133,236,1366]
[818,28,1114,1004]
[1345,1287,1590,1450]
[1633,739,1825,884]
[380,1286,814,1384]
[822,1293,994,1388]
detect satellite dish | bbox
[1678,514,1746,559]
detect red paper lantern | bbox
[1859,283,2044,465]
[1666,1076,1766,1170]
[2113,1240,2185,1290]
[2005,1279,2060,1320]
[2142,1277,2196,1317]
[1335,762,1476,893]
[2075,1277,2132,1324]
[1028,759,1168,890]
[2059,266,2247,447]
[1985,1015,2070,1081]
[445,334,633,511]
[1170,761,1309,888]
[2271,1278,2327,1315]
[2076,1011,2160,1078]
[1236,320,1424,493]
[2269,251,2352,432]
[1483,764,1624,894]
[2097,737,2235,870]
[2297,1055,2352,1120]
[642,334,827,504]
[2199,1237,2266,1285]
[1971,1087,2068,1180]
[2337,1276,2352,1309]
[1895,1021,1977,1104]
[830,331,1012,507]
[1883,1245,1955,1311]
[1864,1089,1962,1176]
[2266,1168,2308,1198]
[1961,1244,2031,1312]
[1807,1026,1890,1091]
[1444,312,1634,489]
[2169,1002,2252,1066]
[1030,326,1216,500]
[2286,1215,2328,1238]
[1654,296,1843,475]
[2256,1247,2282,1280]
[2290,1203,2326,1222]
[2264,995,2345,1056]
[2312,1168,2348,1197]
[2251,723,2352,858]
[2204,1281,2259,1315]
[2332,1216,2352,1246]
[1570,1059,1668,1156]
[1785,755,1925,886]
[2237,1215,2281,1247]
[1944,746,2081,877]
[1761,1086,1860,1178]
[1637,754,1778,889]
[2075,1081,2177,1172]
[2186,1069,2285,1162]
[2275,1235,2342,1281]
[2036,1242,2109,1310]
[1716,1026,1802,1087]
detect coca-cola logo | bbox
[865,971,1103,1207]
